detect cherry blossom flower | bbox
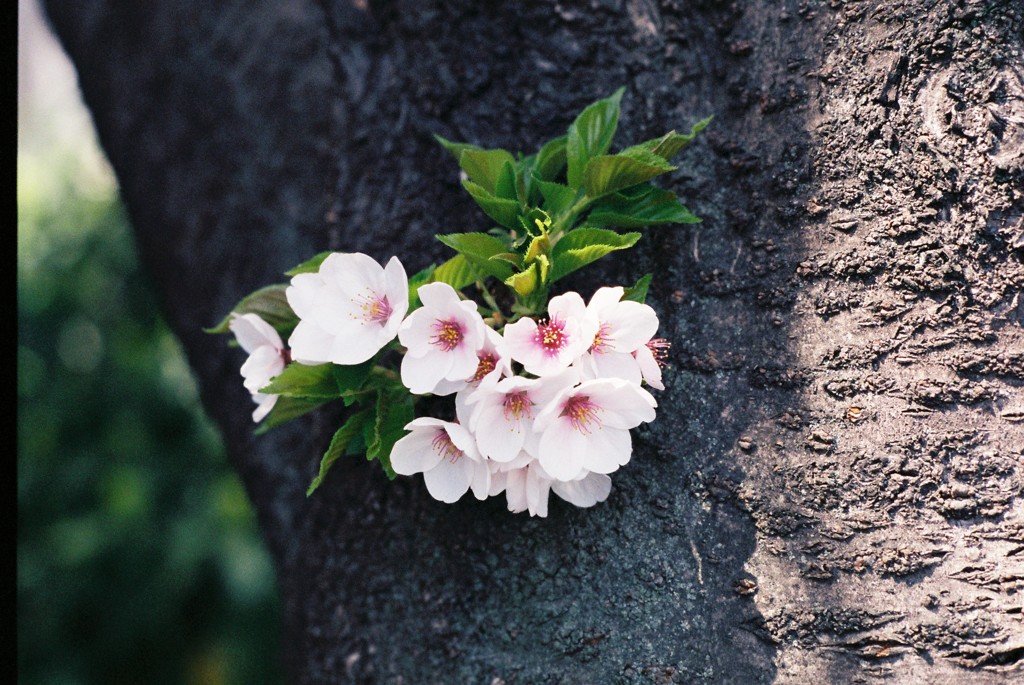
[434,325,511,397]
[576,286,659,385]
[634,338,670,390]
[390,418,490,503]
[398,282,487,395]
[228,313,287,422]
[502,292,598,377]
[488,452,613,517]
[533,378,657,481]
[286,252,409,366]
[464,368,578,462]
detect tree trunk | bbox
[44,0,1023,682]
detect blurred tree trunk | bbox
[45,0,1022,682]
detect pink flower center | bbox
[534,318,568,357]
[502,390,533,423]
[647,338,671,367]
[354,290,392,326]
[430,319,464,351]
[590,323,613,354]
[469,352,498,384]
[431,429,464,463]
[560,394,602,434]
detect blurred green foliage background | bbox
[18,5,283,683]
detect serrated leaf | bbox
[588,187,701,228]
[254,396,328,435]
[549,227,642,281]
[505,261,541,297]
[633,115,713,161]
[261,362,342,400]
[514,154,538,205]
[284,251,331,276]
[333,360,374,394]
[434,134,482,161]
[525,235,551,264]
[460,148,517,195]
[205,285,297,337]
[365,390,414,479]
[566,88,625,190]
[431,254,487,291]
[306,409,373,496]
[494,160,518,201]
[533,176,577,217]
[536,135,568,181]
[436,232,515,280]
[489,252,523,270]
[461,180,521,229]
[622,273,653,303]
[583,148,676,199]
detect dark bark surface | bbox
[44,0,1023,683]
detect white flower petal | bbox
[504,468,528,513]
[525,465,551,517]
[285,274,321,321]
[581,426,631,474]
[423,460,471,503]
[475,404,527,462]
[252,394,278,423]
[582,379,657,429]
[287,321,335,364]
[591,351,643,385]
[229,313,283,354]
[605,301,659,352]
[538,419,588,481]
[400,350,455,395]
[552,472,612,508]
[635,345,665,390]
[240,345,285,393]
[468,459,491,500]
[390,429,444,475]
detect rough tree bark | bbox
[44,0,1022,683]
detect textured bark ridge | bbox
[45,0,1022,683]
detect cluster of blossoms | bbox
[217,88,706,517]
[229,251,668,517]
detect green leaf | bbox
[254,396,329,435]
[261,363,342,400]
[494,160,518,201]
[431,254,486,291]
[205,284,297,337]
[306,409,373,496]
[524,234,551,265]
[459,148,517,195]
[588,187,701,228]
[632,115,712,161]
[365,390,414,479]
[489,252,524,270]
[434,135,482,161]
[622,273,653,303]
[333,360,374,396]
[536,135,568,181]
[514,154,539,205]
[284,251,331,276]
[504,261,541,297]
[533,176,578,217]
[583,148,676,199]
[549,227,642,281]
[461,180,521,229]
[436,232,515,280]
[566,88,624,190]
